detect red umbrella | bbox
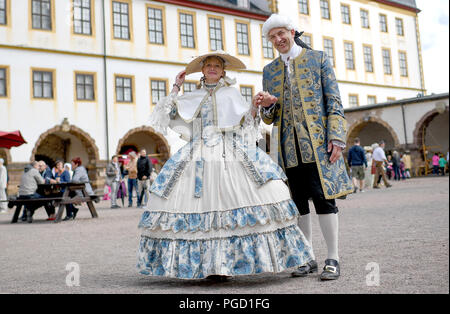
[0,130,27,149]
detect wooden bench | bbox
[7,183,100,223]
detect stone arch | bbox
[30,124,102,190]
[347,116,400,151]
[0,148,12,166]
[413,108,449,151]
[115,126,171,165]
[31,124,100,165]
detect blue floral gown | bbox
[137,82,313,279]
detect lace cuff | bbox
[242,106,263,142]
[148,92,177,135]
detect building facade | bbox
[1,0,445,194]
[277,0,425,107]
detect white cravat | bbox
[281,43,302,71]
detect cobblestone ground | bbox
[0,176,448,294]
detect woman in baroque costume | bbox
[137,51,313,281]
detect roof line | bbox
[344,93,449,112]
[372,0,421,13]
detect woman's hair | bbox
[201,56,226,69]
[71,157,82,166]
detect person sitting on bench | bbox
[18,161,45,223]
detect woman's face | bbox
[201,57,225,84]
[71,161,77,169]
[56,162,63,171]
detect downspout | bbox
[101,0,110,160]
[415,13,426,95]
[401,103,408,149]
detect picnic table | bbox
[8,182,99,223]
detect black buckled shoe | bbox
[206,275,232,282]
[319,259,340,281]
[291,260,318,277]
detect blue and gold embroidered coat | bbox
[261,49,353,199]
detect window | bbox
[395,18,404,36]
[367,96,377,105]
[240,86,253,103]
[151,79,167,105]
[262,33,274,59]
[115,76,133,102]
[179,12,195,48]
[399,51,408,77]
[208,17,224,51]
[148,6,164,44]
[379,14,388,32]
[349,94,359,107]
[33,70,54,99]
[236,22,250,55]
[32,0,52,30]
[73,0,92,35]
[360,9,369,28]
[320,0,330,20]
[0,67,6,97]
[323,38,334,67]
[183,81,197,93]
[382,49,392,75]
[344,42,355,70]
[341,4,351,24]
[363,45,373,72]
[0,0,7,25]
[299,0,309,15]
[75,73,95,101]
[237,0,249,8]
[112,1,130,40]
[302,34,312,48]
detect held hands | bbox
[252,91,278,108]
[327,142,343,164]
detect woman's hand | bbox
[172,70,186,94]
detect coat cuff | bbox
[327,115,347,144]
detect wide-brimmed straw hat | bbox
[185,51,246,75]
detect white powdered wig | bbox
[262,14,298,38]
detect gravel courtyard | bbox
[0,176,448,294]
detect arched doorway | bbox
[413,107,449,173]
[347,117,400,152]
[116,126,171,171]
[31,124,101,189]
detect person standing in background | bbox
[372,140,392,189]
[0,158,7,213]
[137,149,152,208]
[347,138,368,193]
[432,153,440,175]
[126,151,138,207]
[106,155,121,209]
[439,154,447,176]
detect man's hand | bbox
[327,142,343,164]
[142,176,147,180]
[253,91,278,108]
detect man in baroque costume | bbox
[254,14,353,280]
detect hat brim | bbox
[185,52,246,75]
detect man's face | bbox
[267,27,295,54]
[140,150,146,157]
[38,162,45,171]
